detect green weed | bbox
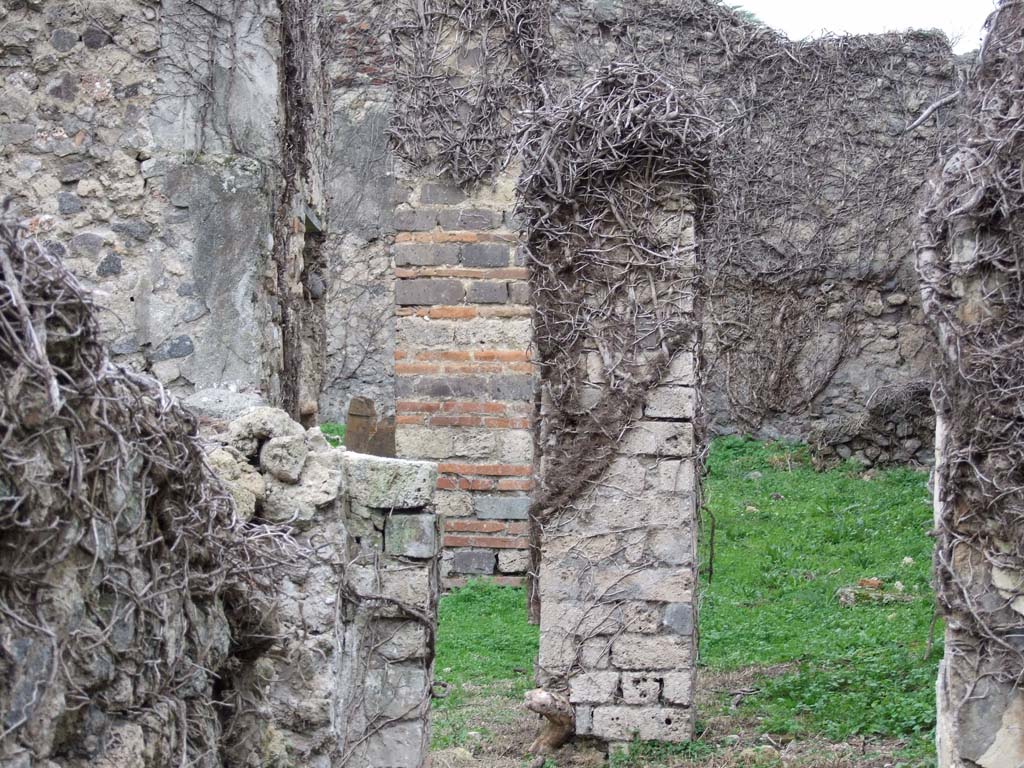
[609,739,717,767]
[320,422,346,447]
[433,579,539,748]
[701,436,939,754]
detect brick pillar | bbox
[392,173,535,587]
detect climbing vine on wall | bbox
[554,0,963,432]
[919,0,1024,738]
[389,0,550,185]
[0,215,288,765]
[517,62,713,529]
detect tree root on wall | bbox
[525,688,574,757]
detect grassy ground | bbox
[320,422,345,446]
[432,437,940,767]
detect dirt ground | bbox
[432,666,927,768]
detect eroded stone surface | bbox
[345,452,438,509]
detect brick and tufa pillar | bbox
[392,172,536,587]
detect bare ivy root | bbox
[918,1,1024,761]
[518,62,712,522]
[389,0,550,185]
[0,214,288,765]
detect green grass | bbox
[433,579,540,748]
[700,436,939,752]
[431,437,940,762]
[609,739,718,766]
[320,422,345,447]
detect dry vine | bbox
[918,0,1024,738]
[553,1,964,434]
[0,213,287,766]
[517,63,713,615]
[389,0,550,185]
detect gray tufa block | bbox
[344,452,438,509]
[385,514,438,559]
[474,495,530,520]
[450,548,496,575]
[662,603,694,635]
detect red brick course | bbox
[443,535,530,549]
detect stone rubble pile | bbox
[196,402,440,768]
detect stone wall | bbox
[180,401,442,767]
[1,0,959,455]
[542,1,958,466]
[0,0,329,421]
[0,210,440,767]
[319,0,399,423]
[391,171,536,587]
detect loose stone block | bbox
[570,671,619,704]
[474,494,530,520]
[591,706,693,742]
[229,406,306,457]
[385,514,438,559]
[611,634,693,670]
[450,548,496,575]
[259,434,309,483]
[344,453,437,509]
[621,674,662,705]
[262,455,344,528]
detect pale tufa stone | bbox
[620,674,661,705]
[662,671,693,706]
[228,406,305,457]
[259,434,309,483]
[569,671,619,704]
[497,548,530,573]
[621,421,695,457]
[591,705,692,742]
[262,452,343,527]
[644,386,696,420]
[344,452,437,509]
[610,633,693,670]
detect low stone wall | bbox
[391,171,535,587]
[204,405,441,768]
